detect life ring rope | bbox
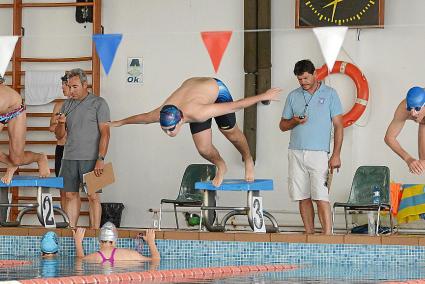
[316,61,369,128]
[356,98,368,106]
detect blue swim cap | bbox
[406,86,425,109]
[160,105,182,127]
[40,231,59,254]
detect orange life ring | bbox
[316,61,369,128]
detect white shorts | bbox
[288,149,329,202]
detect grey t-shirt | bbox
[61,93,110,160]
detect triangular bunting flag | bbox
[0,36,18,77]
[201,31,232,73]
[92,34,123,75]
[313,27,348,72]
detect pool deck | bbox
[0,226,424,246]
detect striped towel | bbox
[397,184,425,224]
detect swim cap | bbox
[160,105,182,128]
[99,221,118,242]
[406,86,425,110]
[40,231,59,254]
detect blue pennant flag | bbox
[92,34,123,75]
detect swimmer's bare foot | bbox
[245,157,255,182]
[38,154,50,178]
[1,166,18,184]
[212,162,227,187]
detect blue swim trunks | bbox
[214,78,233,103]
[189,78,236,134]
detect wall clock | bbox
[296,0,385,28]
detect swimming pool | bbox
[0,257,424,283]
[0,233,425,283]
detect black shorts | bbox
[189,113,236,134]
[190,78,236,134]
[55,145,64,177]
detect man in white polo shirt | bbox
[279,59,344,235]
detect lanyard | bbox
[63,94,89,117]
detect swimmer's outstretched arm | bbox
[384,101,424,174]
[384,101,411,162]
[198,88,282,122]
[144,229,160,260]
[73,228,86,258]
[110,107,161,127]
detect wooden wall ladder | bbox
[0,0,101,224]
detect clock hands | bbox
[323,0,343,22]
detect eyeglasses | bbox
[407,102,425,112]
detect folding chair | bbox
[159,164,216,229]
[332,165,393,235]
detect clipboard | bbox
[83,162,115,195]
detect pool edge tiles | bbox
[0,235,425,266]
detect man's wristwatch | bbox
[97,155,105,161]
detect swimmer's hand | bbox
[73,228,86,242]
[261,88,282,102]
[407,158,425,175]
[73,228,86,258]
[143,229,156,243]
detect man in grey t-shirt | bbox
[55,68,110,229]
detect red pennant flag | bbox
[201,31,232,73]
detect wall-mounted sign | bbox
[127,57,143,84]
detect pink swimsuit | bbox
[97,248,117,264]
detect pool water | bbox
[0,256,424,283]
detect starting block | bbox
[0,176,69,228]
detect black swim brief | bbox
[189,78,236,134]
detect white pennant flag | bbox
[313,27,348,72]
[0,36,19,77]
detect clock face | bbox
[296,0,384,28]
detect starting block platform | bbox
[0,176,69,228]
[195,179,279,233]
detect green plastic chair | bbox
[332,165,393,235]
[159,164,216,229]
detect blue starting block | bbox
[0,176,69,228]
[195,179,279,233]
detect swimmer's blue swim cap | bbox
[40,231,59,254]
[160,105,182,127]
[406,86,425,110]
